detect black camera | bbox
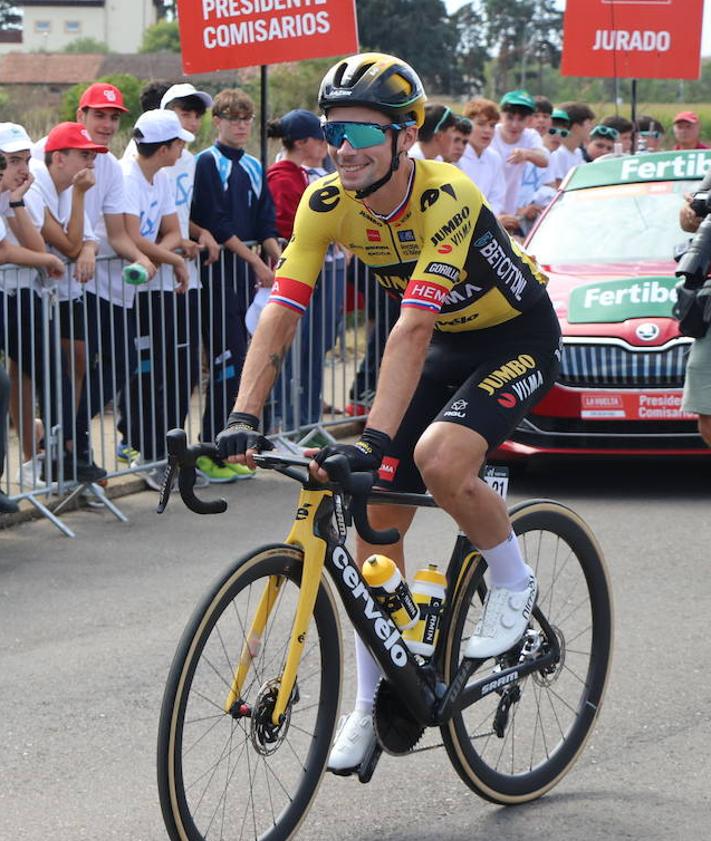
[689,189,711,218]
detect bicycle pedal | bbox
[357,742,382,784]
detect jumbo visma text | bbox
[201,0,330,48]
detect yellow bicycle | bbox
[156,430,613,841]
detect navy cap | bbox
[279,109,325,141]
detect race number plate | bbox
[484,465,509,500]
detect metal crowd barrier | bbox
[0,247,398,536]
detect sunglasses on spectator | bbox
[639,130,661,139]
[548,126,570,138]
[590,125,620,140]
[322,120,415,149]
[433,106,452,134]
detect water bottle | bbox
[362,554,419,632]
[402,565,447,658]
[122,262,149,286]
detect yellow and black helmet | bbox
[318,53,426,128]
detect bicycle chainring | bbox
[372,678,424,756]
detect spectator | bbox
[636,115,665,151]
[458,98,505,214]
[27,122,106,482]
[601,115,634,152]
[672,111,709,150]
[679,166,711,446]
[0,361,19,514]
[516,99,560,234]
[409,104,457,161]
[139,81,171,113]
[266,108,345,431]
[0,124,64,486]
[442,115,471,164]
[191,88,280,480]
[583,124,619,161]
[549,101,595,186]
[120,109,193,490]
[530,95,553,136]
[490,89,548,232]
[63,83,156,473]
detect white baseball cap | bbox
[160,83,213,111]
[0,122,33,153]
[134,110,195,144]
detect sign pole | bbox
[630,79,637,155]
[260,64,268,173]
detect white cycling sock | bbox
[481,531,530,591]
[354,631,381,714]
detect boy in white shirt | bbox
[26,122,107,482]
[121,109,193,490]
[458,97,505,215]
[0,125,65,484]
[549,102,595,187]
[490,90,548,232]
[409,104,456,161]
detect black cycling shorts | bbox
[376,294,562,494]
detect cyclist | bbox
[216,53,562,774]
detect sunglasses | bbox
[590,125,619,140]
[639,130,661,139]
[322,120,415,149]
[548,126,570,138]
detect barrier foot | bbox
[82,483,129,523]
[26,494,76,539]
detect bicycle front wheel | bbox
[157,545,342,841]
[441,500,613,804]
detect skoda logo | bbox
[636,322,660,341]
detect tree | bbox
[63,37,109,54]
[0,1,21,31]
[355,0,460,93]
[139,19,180,53]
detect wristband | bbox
[9,199,25,208]
[226,411,259,431]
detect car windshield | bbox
[528,179,696,265]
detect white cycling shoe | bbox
[465,568,538,660]
[327,710,376,774]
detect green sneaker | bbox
[225,461,256,480]
[196,455,239,484]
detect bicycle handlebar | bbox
[156,429,400,545]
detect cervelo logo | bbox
[332,546,408,667]
[583,279,677,309]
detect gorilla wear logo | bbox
[309,185,340,213]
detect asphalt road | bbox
[1,458,709,841]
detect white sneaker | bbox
[16,456,46,490]
[327,711,375,773]
[464,569,538,660]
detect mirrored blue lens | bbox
[323,122,390,149]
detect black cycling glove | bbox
[216,411,274,459]
[313,427,391,474]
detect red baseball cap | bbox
[78,82,128,113]
[673,110,699,125]
[45,122,109,153]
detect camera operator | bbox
[678,167,711,446]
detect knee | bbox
[699,414,711,447]
[414,428,485,498]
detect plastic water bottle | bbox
[122,262,149,286]
[403,565,447,658]
[362,554,419,632]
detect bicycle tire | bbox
[157,544,342,841]
[441,500,613,803]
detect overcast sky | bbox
[444,0,711,57]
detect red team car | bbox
[497,148,710,461]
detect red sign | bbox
[580,391,696,421]
[176,0,359,75]
[561,0,703,80]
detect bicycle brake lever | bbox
[155,457,178,514]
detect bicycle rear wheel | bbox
[157,545,342,841]
[441,500,613,803]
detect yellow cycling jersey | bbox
[269,159,548,333]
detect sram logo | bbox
[481,670,519,696]
[332,547,408,667]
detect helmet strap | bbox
[354,131,402,200]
